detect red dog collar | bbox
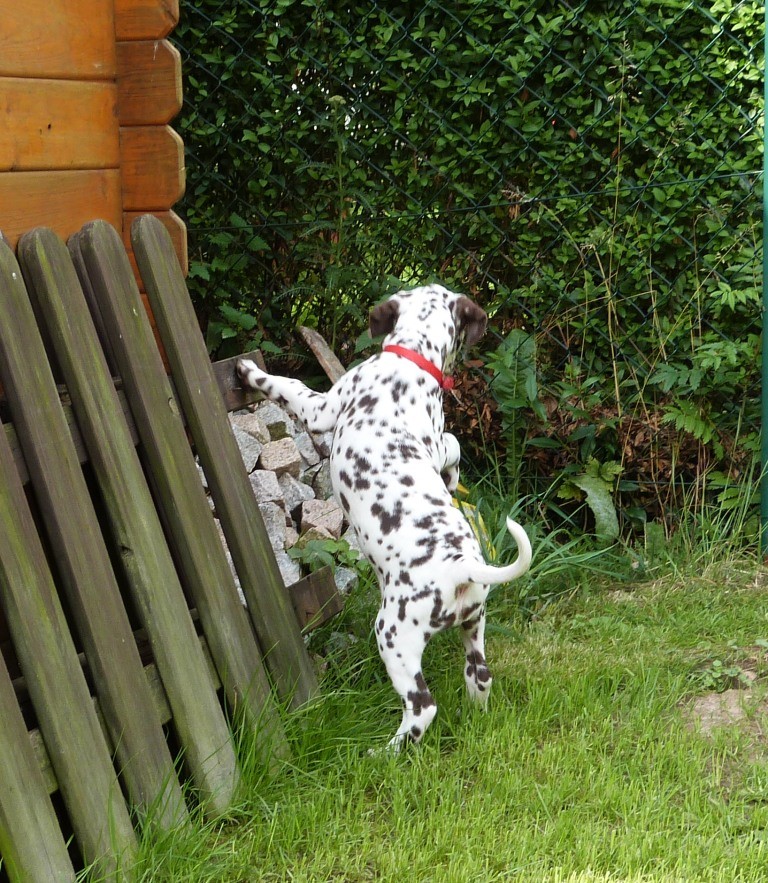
[383,344,455,391]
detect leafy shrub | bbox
[174,0,762,530]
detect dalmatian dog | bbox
[237,285,532,750]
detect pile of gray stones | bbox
[200,399,361,604]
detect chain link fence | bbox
[173,0,763,527]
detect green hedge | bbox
[175,0,763,522]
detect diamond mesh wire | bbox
[174,0,763,500]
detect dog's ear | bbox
[455,296,487,346]
[369,298,400,338]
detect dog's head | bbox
[369,285,487,369]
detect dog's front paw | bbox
[236,358,267,389]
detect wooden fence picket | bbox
[0,650,76,883]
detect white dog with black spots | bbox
[237,285,532,750]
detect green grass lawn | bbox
[132,549,768,882]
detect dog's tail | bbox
[463,517,532,585]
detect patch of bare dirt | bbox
[687,688,763,735]
[682,645,768,754]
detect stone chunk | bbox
[294,431,321,469]
[232,424,263,473]
[272,548,302,586]
[278,472,315,516]
[311,430,334,458]
[230,411,270,445]
[301,498,344,539]
[258,437,302,478]
[258,501,288,550]
[341,526,363,556]
[295,525,335,544]
[334,566,359,595]
[256,401,296,439]
[310,460,334,500]
[215,519,246,606]
[249,469,282,503]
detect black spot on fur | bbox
[371,501,404,535]
[391,380,408,403]
[410,535,438,567]
[466,649,491,683]
[357,393,377,413]
[407,672,435,716]
[430,593,456,630]
[460,602,481,624]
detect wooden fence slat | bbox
[123,209,187,276]
[0,651,76,883]
[0,0,116,79]
[0,79,119,173]
[17,227,239,815]
[75,220,288,765]
[0,169,122,249]
[116,40,182,125]
[120,125,185,210]
[131,214,319,708]
[0,246,136,880]
[5,235,188,831]
[114,0,179,40]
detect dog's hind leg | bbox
[460,603,492,707]
[375,613,437,750]
[236,359,340,433]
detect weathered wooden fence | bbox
[0,216,336,882]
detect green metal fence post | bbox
[762,2,768,553]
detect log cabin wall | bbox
[0,0,187,279]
